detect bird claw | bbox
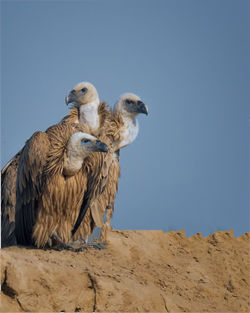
[88,242,106,250]
[49,234,83,252]
[49,234,106,251]
[69,237,107,250]
[67,240,106,251]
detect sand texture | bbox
[1,229,249,312]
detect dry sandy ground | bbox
[0,229,249,312]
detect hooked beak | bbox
[65,90,77,105]
[136,100,148,115]
[94,140,109,153]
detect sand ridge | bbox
[1,229,249,312]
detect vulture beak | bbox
[136,100,148,115]
[65,90,77,105]
[94,140,109,153]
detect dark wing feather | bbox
[71,152,105,236]
[15,131,50,245]
[1,152,22,247]
[71,196,89,236]
[1,214,16,248]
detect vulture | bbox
[2,125,108,248]
[68,92,148,241]
[15,124,108,248]
[1,82,109,248]
[89,93,149,240]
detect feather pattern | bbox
[72,106,124,239]
[1,99,123,248]
[1,152,21,247]
[31,122,97,247]
[15,131,51,245]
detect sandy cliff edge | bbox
[1,229,249,312]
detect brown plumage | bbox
[2,82,148,248]
[70,105,121,240]
[1,81,110,247]
[87,114,123,230]
[72,93,148,241]
[100,93,149,239]
[1,153,21,247]
[15,122,108,247]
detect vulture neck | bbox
[79,98,100,134]
[63,141,87,177]
[116,115,139,150]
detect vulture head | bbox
[64,132,108,176]
[65,82,99,107]
[68,132,108,155]
[114,93,148,117]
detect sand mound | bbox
[1,229,249,312]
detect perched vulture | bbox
[69,93,148,240]
[15,123,108,248]
[92,93,149,240]
[1,82,109,248]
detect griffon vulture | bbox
[15,123,108,248]
[69,93,148,240]
[93,93,148,240]
[1,82,108,248]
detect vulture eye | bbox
[81,87,88,94]
[81,138,90,144]
[125,99,134,105]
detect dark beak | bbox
[65,90,77,105]
[94,140,109,153]
[136,100,148,115]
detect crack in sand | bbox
[16,297,26,312]
[161,294,170,312]
[87,273,97,312]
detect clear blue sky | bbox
[1,0,249,236]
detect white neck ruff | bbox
[116,116,139,150]
[79,98,100,133]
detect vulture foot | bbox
[50,234,84,252]
[68,239,106,250]
[49,234,106,251]
[87,241,106,250]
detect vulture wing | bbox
[71,102,111,237]
[1,152,21,247]
[72,106,123,238]
[15,131,50,245]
